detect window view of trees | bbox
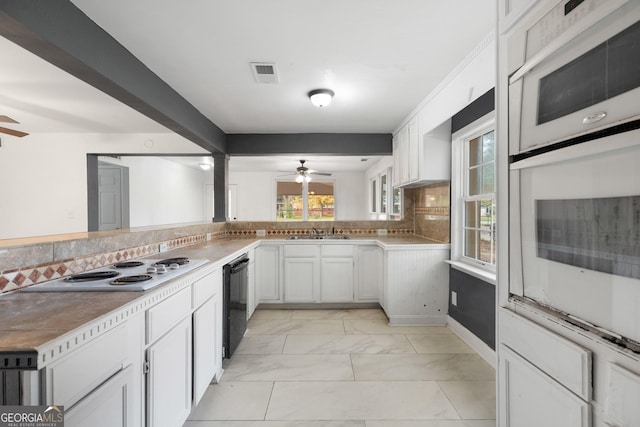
[276,181,334,221]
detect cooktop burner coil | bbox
[110,275,153,286]
[154,257,190,266]
[113,261,145,268]
[64,271,121,282]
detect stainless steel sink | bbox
[287,234,350,240]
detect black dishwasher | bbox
[222,253,249,358]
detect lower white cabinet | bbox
[383,247,449,325]
[284,257,319,302]
[247,250,257,318]
[255,244,281,302]
[320,257,354,302]
[146,316,192,427]
[193,292,221,405]
[65,364,136,427]
[499,345,590,427]
[356,245,383,302]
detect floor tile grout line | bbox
[262,380,276,421]
[435,379,464,421]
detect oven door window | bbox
[538,20,640,125]
[515,140,640,343]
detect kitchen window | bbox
[450,112,496,280]
[276,180,334,221]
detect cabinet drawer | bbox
[147,287,192,344]
[284,244,319,258]
[192,269,221,309]
[321,244,354,257]
[45,324,128,408]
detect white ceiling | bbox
[0,1,495,172]
[69,0,495,134]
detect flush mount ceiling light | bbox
[308,89,334,107]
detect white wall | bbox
[228,170,367,221]
[0,132,208,240]
[101,156,211,227]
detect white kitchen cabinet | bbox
[356,245,383,302]
[146,316,192,427]
[65,364,136,427]
[320,245,354,302]
[192,268,223,406]
[394,114,451,188]
[284,257,319,302]
[320,258,354,302]
[247,249,257,318]
[43,312,144,427]
[256,244,281,302]
[408,116,419,182]
[383,247,449,325]
[193,294,220,405]
[499,345,590,427]
[283,245,320,303]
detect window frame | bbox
[450,112,497,281]
[275,178,336,222]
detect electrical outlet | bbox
[377,229,388,236]
[206,233,212,241]
[451,291,458,306]
[158,242,168,253]
[256,229,266,237]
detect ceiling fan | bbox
[279,160,332,183]
[0,115,29,138]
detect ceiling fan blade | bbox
[0,127,29,137]
[0,115,19,124]
[313,172,332,176]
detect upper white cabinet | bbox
[393,116,451,188]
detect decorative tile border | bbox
[226,228,414,237]
[415,206,450,216]
[0,233,209,293]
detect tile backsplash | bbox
[0,185,448,294]
[406,182,450,243]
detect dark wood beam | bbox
[0,0,226,154]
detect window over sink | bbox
[276,180,335,221]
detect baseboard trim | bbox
[387,314,448,326]
[447,316,496,369]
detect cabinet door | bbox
[65,365,136,427]
[399,125,410,185]
[392,135,401,187]
[356,246,382,301]
[255,245,281,302]
[408,116,419,182]
[284,257,319,302]
[147,317,192,427]
[499,345,590,427]
[320,257,354,302]
[193,294,221,406]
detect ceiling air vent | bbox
[250,62,279,84]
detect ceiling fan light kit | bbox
[308,89,334,107]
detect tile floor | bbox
[185,308,496,427]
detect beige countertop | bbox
[0,235,447,355]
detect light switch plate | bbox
[451,291,458,306]
[158,242,168,253]
[377,229,388,236]
[256,229,266,237]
